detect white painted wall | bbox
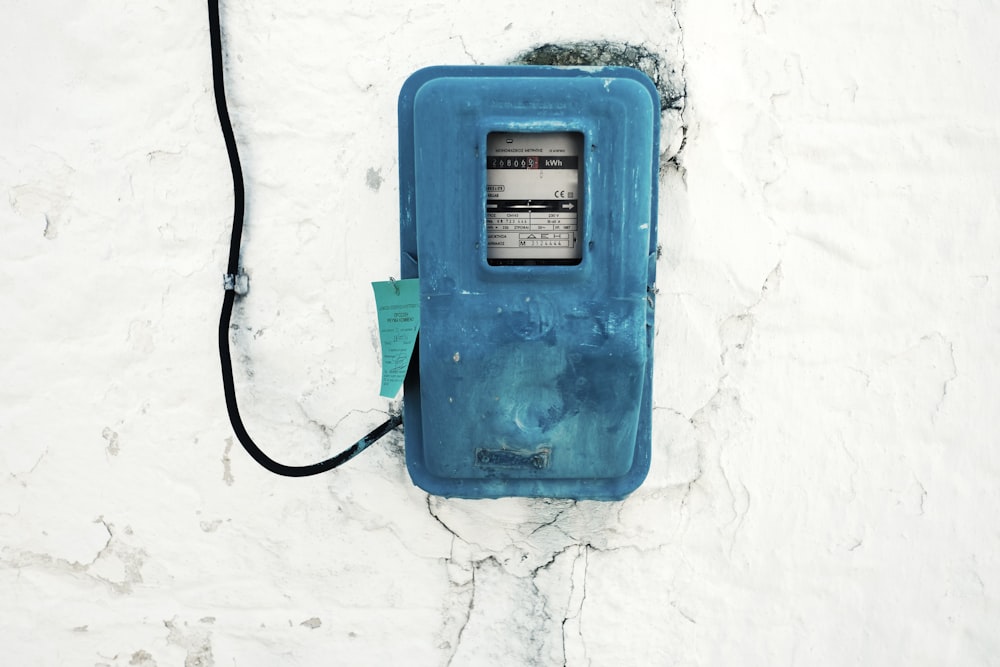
[2,1,998,665]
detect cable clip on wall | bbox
[209,0,659,499]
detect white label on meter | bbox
[486,132,583,265]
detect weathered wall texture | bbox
[2,1,998,665]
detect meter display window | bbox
[486,132,583,265]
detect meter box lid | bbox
[398,65,659,500]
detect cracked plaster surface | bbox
[2,0,1000,665]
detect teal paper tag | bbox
[372,279,420,398]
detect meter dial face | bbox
[486,132,583,265]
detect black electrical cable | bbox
[208,0,402,477]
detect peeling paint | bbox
[2,0,999,665]
[102,427,120,456]
[164,619,213,667]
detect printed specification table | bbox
[487,200,578,252]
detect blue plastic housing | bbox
[398,66,659,500]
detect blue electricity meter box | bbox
[398,66,659,500]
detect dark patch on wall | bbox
[510,41,685,112]
[365,167,383,192]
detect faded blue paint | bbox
[398,66,659,500]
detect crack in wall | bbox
[560,545,590,666]
[443,551,477,667]
[913,475,927,516]
[680,418,707,511]
[718,262,782,371]
[427,497,603,665]
[3,448,49,518]
[727,480,751,558]
[839,437,860,504]
[686,262,783,556]
[528,506,571,537]
[670,599,697,624]
[428,496,478,664]
[666,0,689,176]
[931,333,958,421]
[453,33,480,65]
[295,404,393,453]
[741,0,767,30]
[424,495,684,665]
